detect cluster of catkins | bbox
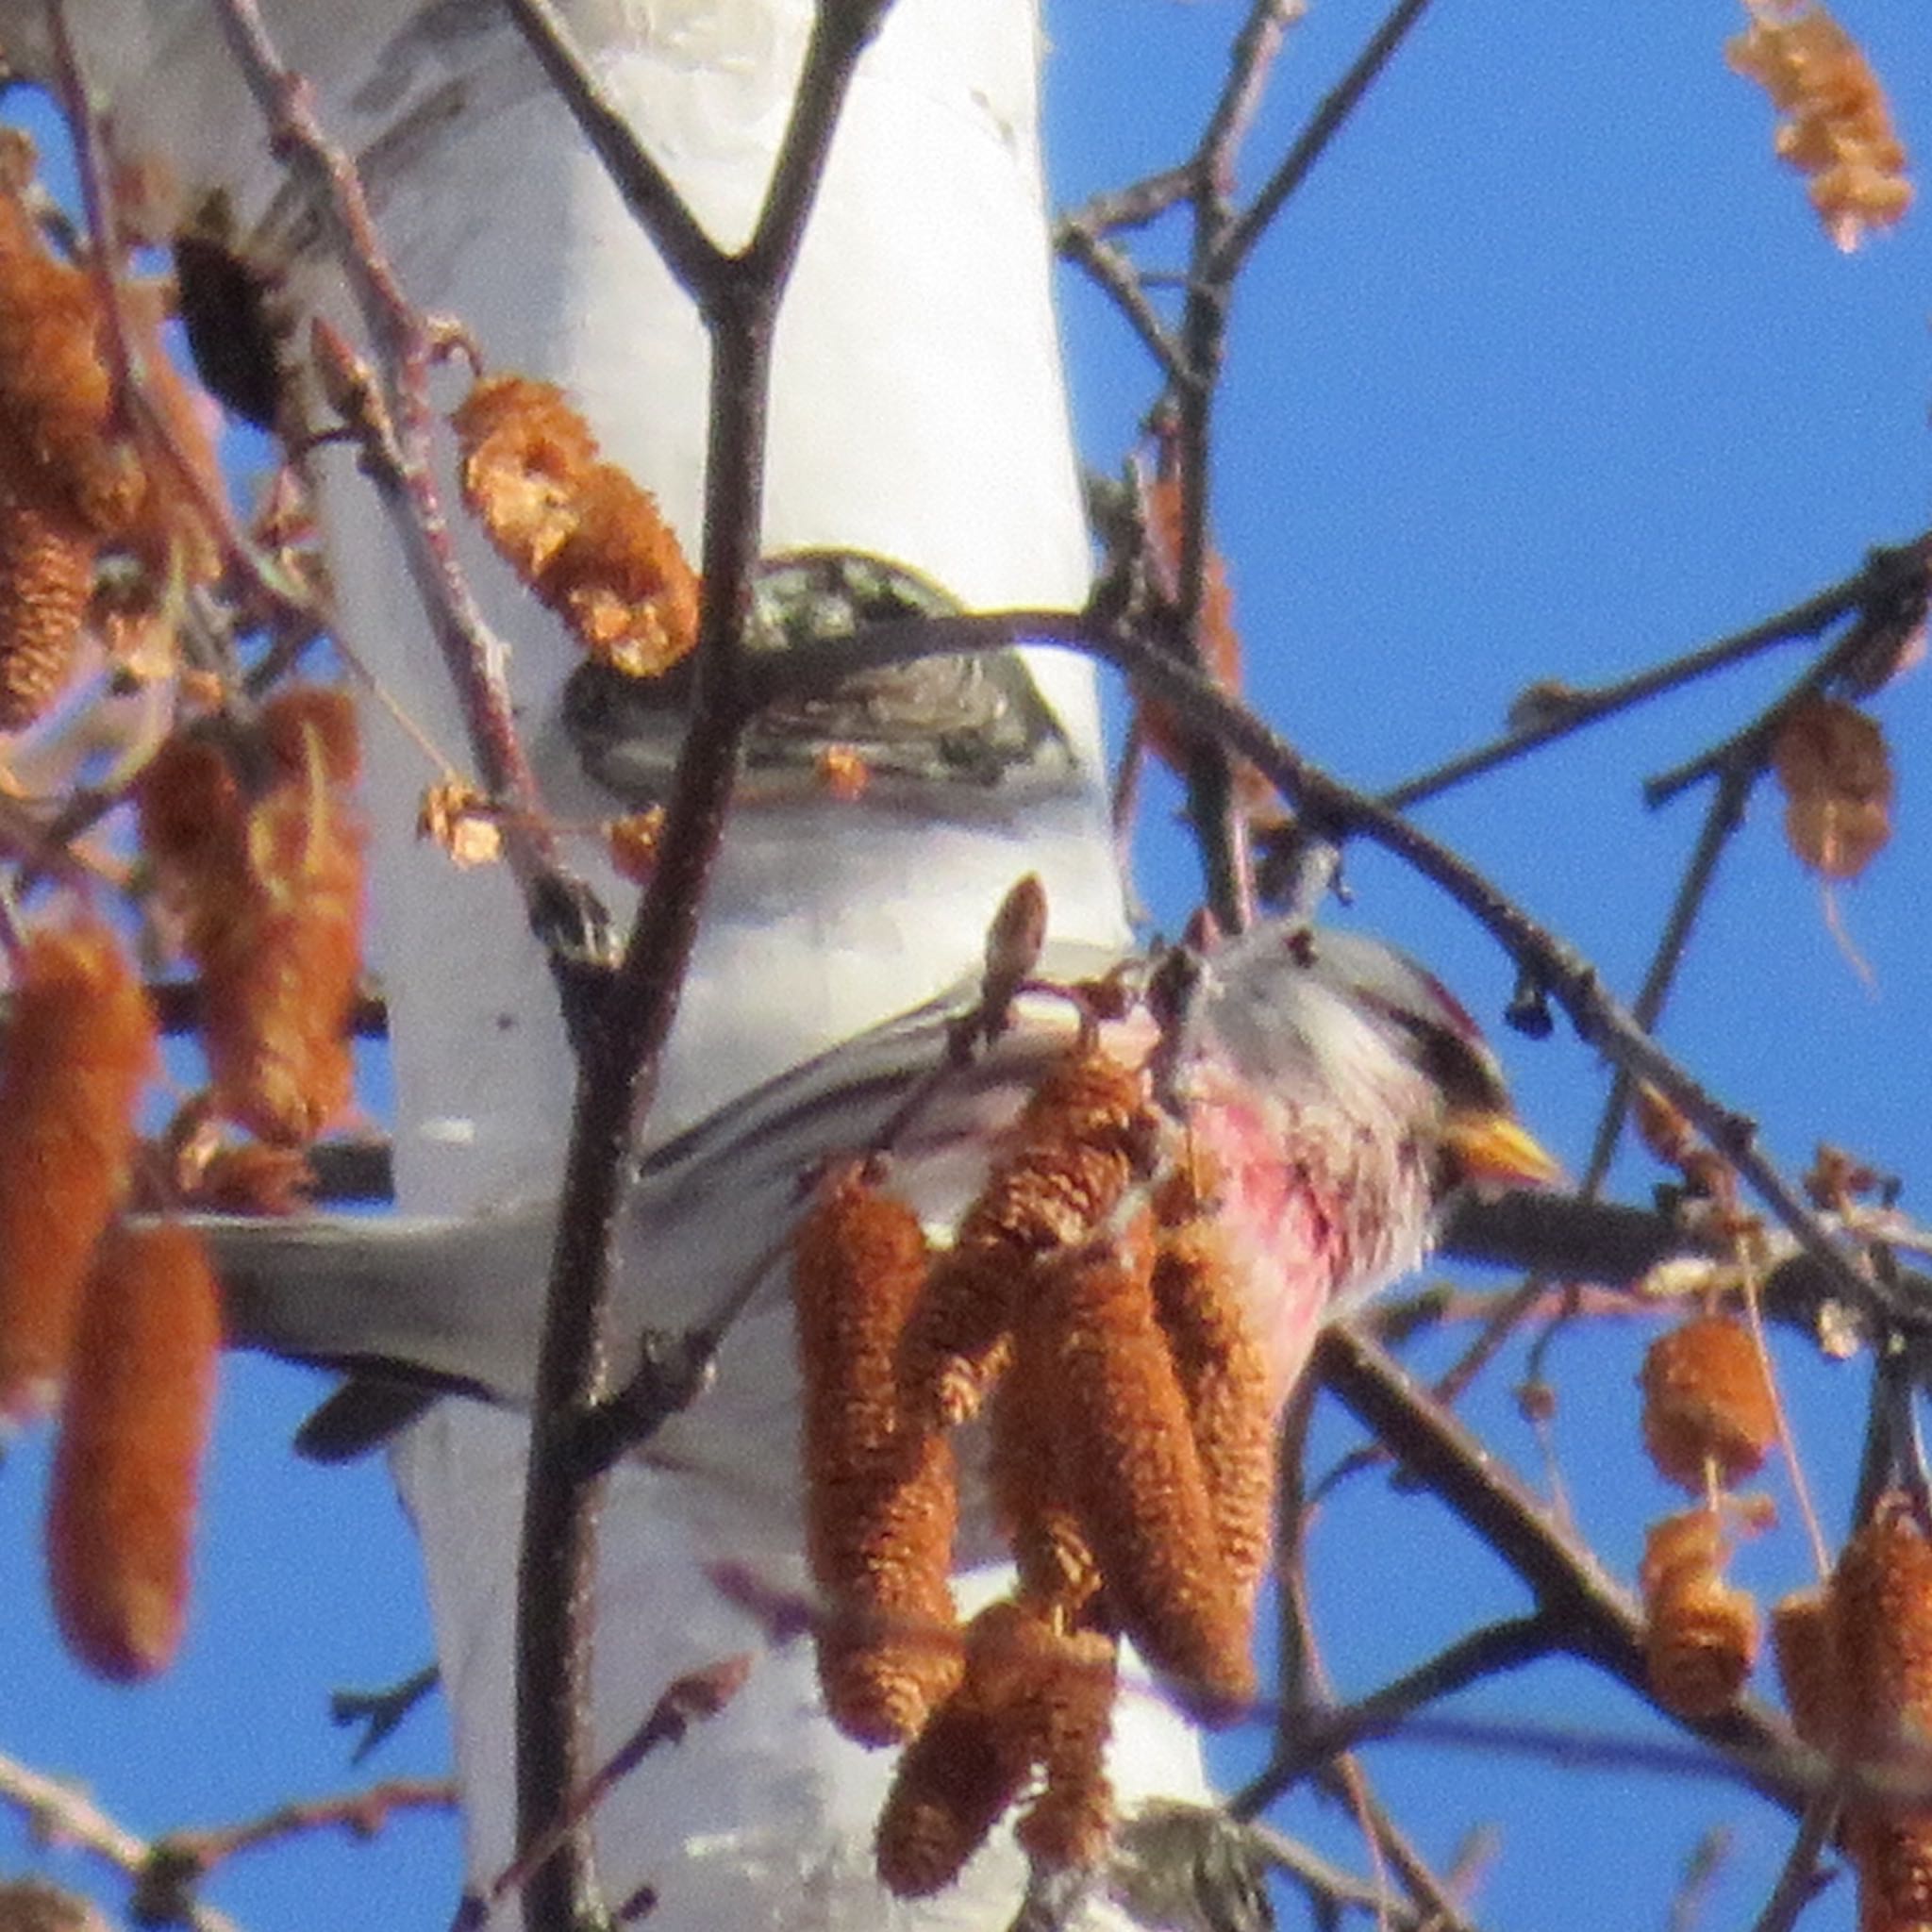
[791,1038,1274,1898]
[0,131,221,734]
[0,686,364,1684]
[0,916,208,1682]
[1633,1080,1784,1723]
[139,687,366,1146]
[1637,1309,1780,1718]
[1634,1091,1932,1932]
[1727,1,1912,251]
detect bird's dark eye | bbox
[1371,997,1508,1113]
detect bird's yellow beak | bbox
[1441,1108,1562,1189]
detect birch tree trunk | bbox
[0,2,1227,1924]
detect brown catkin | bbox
[0,916,157,1423]
[990,1332,1102,1618]
[1645,1568,1759,1720]
[45,1221,222,1678]
[0,470,96,729]
[1833,1497,1932,1763]
[1152,1216,1274,1621]
[1833,1502,1932,1932]
[1726,5,1912,253]
[901,1048,1152,1428]
[792,1166,959,1746]
[1035,1209,1254,1724]
[1013,1624,1119,1873]
[452,372,600,578]
[0,172,142,536]
[209,750,363,1142]
[138,731,244,880]
[874,1602,1057,1898]
[1773,697,1894,881]
[1639,1313,1780,1492]
[540,461,701,676]
[1770,1587,1840,1753]
[1639,1509,1758,1719]
[139,691,366,1143]
[1848,1812,1932,1932]
[453,372,699,674]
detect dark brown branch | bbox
[1315,1327,1810,1813]
[511,10,896,1925]
[1158,0,1312,930]
[1055,221,1184,379]
[499,0,723,301]
[1579,762,1752,1194]
[1058,164,1195,242]
[1749,1801,1841,1932]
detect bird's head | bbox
[1169,920,1556,1368]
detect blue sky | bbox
[4,4,1931,1927]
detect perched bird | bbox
[0,3,1550,1926]
[214,919,1553,1456]
[208,913,1553,1926]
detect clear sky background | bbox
[3,4,1930,1927]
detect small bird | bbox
[214,916,1553,1470]
[207,911,1553,1929]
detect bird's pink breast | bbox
[1182,1073,1354,1412]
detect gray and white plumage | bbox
[210,920,1523,1488]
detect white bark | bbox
[0,4,1223,1923]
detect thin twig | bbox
[1377,537,1927,812]
[498,0,721,302]
[1750,1799,1842,1932]
[1057,163,1194,242]
[1313,1768,1483,1932]
[205,0,582,933]
[1235,1613,1562,1811]
[0,1748,245,1932]
[1442,759,1754,1405]
[1214,0,1438,279]
[1581,762,1754,1195]
[1055,221,1185,378]
[164,1779,458,1872]
[1246,1820,1449,1930]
